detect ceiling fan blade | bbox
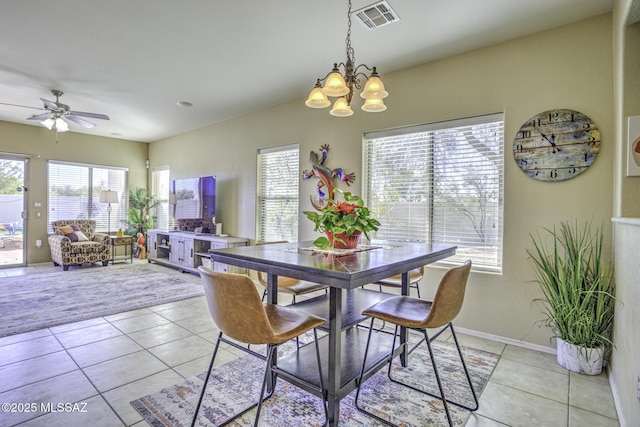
[0,102,44,111]
[65,114,96,128]
[70,110,110,120]
[27,113,52,121]
[40,98,59,110]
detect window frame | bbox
[363,113,504,273]
[47,160,129,233]
[256,144,300,243]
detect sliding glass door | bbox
[0,157,26,267]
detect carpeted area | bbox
[0,264,203,337]
[131,337,500,426]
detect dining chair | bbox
[256,241,328,304]
[374,266,424,297]
[355,260,477,427]
[192,266,328,427]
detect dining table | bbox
[209,240,456,427]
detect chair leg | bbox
[354,319,399,426]
[312,328,328,421]
[191,333,276,427]
[191,332,223,427]
[448,324,479,410]
[386,324,478,415]
[254,344,278,426]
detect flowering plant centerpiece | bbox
[303,190,380,250]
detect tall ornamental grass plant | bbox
[528,220,616,350]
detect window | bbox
[257,144,299,242]
[152,167,171,230]
[363,113,504,272]
[48,161,128,233]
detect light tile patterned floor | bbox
[0,261,619,426]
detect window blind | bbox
[363,113,504,272]
[257,145,299,243]
[48,161,128,233]
[152,167,170,231]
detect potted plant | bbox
[125,187,160,246]
[303,189,380,250]
[527,219,616,375]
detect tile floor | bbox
[0,261,620,426]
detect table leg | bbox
[266,273,279,394]
[400,271,409,367]
[327,287,342,426]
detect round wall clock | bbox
[513,109,600,182]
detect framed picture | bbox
[627,116,640,176]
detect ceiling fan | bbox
[25,89,110,132]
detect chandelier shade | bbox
[305,81,332,108]
[360,74,388,99]
[305,0,388,117]
[361,97,387,112]
[330,97,354,117]
[322,67,350,97]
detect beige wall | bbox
[0,121,148,263]
[150,14,614,349]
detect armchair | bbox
[48,220,111,271]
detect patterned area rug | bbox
[132,335,500,426]
[0,265,203,337]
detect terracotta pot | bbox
[326,230,361,249]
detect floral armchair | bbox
[48,220,111,270]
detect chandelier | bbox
[305,0,388,117]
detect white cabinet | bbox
[169,234,193,267]
[147,230,248,274]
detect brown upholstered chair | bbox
[192,266,327,427]
[256,241,328,303]
[374,266,424,297]
[355,260,477,427]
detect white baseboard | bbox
[455,326,556,354]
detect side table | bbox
[110,235,133,264]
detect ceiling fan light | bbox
[360,75,388,99]
[322,70,350,97]
[305,85,331,108]
[361,97,387,112]
[329,97,354,117]
[40,118,55,130]
[55,118,69,132]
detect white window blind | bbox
[257,144,299,243]
[363,113,504,272]
[48,161,128,233]
[152,167,170,230]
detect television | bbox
[169,176,216,231]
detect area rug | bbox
[131,337,500,426]
[0,265,203,337]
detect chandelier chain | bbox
[345,0,355,64]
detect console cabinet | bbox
[147,230,248,274]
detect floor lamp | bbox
[99,190,119,236]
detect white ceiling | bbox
[0,0,614,143]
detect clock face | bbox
[513,109,600,182]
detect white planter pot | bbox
[556,337,604,375]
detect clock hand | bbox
[539,130,562,152]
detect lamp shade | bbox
[305,85,331,109]
[322,70,350,97]
[99,190,119,204]
[361,97,387,112]
[360,76,388,99]
[329,97,354,117]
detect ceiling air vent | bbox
[353,1,400,30]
